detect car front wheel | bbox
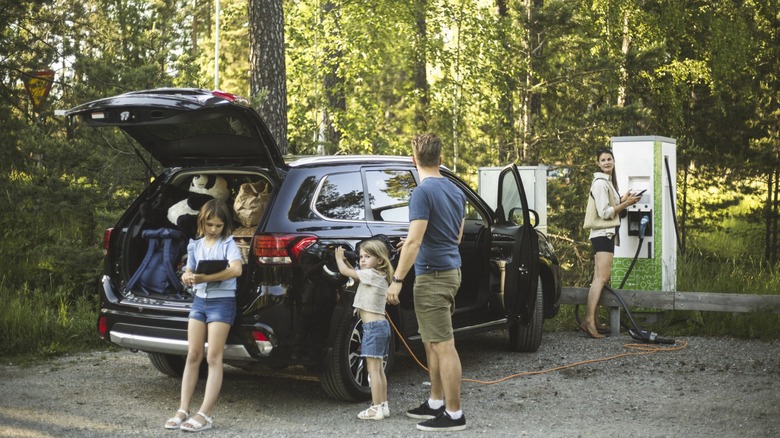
[320,311,395,401]
[508,275,543,352]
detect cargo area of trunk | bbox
[113,169,272,302]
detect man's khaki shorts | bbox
[413,269,461,343]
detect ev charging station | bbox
[611,136,677,292]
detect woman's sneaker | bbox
[416,411,467,431]
[405,401,445,419]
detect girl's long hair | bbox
[359,240,394,285]
[196,199,234,239]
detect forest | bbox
[1,0,779,354]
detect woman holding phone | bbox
[581,148,641,339]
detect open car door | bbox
[493,164,539,323]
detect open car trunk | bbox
[111,169,273,305]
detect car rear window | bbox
[141,112,255,142]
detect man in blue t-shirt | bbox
[386,133,467,432]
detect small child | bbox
[335,240,394,420]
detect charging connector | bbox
[639,214,650,237]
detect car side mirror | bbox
[508,207,539,228]
[529,209,539,228]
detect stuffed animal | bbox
[165,175,230,237]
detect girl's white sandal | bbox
[164,409,189,430]
[180,411,213,432]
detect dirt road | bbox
[1,330,778,437]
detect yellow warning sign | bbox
[24,70,55,113]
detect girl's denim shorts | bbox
[361,319,391,358]
[189,296,236,325]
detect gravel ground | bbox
[1,330,778,438]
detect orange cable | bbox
[386,313,688,385]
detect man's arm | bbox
[386,219,427,305]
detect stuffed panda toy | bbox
[166,175,230,237]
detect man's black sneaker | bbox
[405,401,445,419]
[416,411,467,431]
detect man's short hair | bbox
[412,133,442,167]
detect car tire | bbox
[508,275,543,352]
[148,352,207,378]
[320,312,395,402]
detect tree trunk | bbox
[413,0,429,132]
[495,0,515,164]
[617,10,630,107]
[681,161,688,255]
[519,0,542,164]
[766,167,775,263]
[320,1,345,154]
[772,165,779,264]
[248,0,288,153]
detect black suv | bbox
[67,89,561,402]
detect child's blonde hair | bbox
[196,199,234,239]
[360,239,394,285]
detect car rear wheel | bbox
[320,311,395,401]
[508,275,543,352]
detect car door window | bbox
[464,199,483,220]
[314,172,365,220]
[365,170,416,222]
[500,171,525,226]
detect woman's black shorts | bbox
[590,236,615,254]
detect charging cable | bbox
[386,310,686,385]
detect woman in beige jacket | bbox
[581,148,641,338]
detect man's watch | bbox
[392,275,404,284]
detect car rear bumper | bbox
[109,330,255,362]
[100,276,276,363]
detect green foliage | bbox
[0,281,104,360]
[671,247,780,340]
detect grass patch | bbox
[0,281,106,363]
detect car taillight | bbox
[98,316,109,339]
[252,234,317,264]
[251,330,273,355]
[103,228,113,257]
[211,90,249,106]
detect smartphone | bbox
[634,189,647,196]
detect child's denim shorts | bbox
[189,296,236,325]
[361,319,391,358]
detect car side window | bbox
[365,170,416,222]
[499,170,525,226]
[314,172,365,220]
[464,198,483,220]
